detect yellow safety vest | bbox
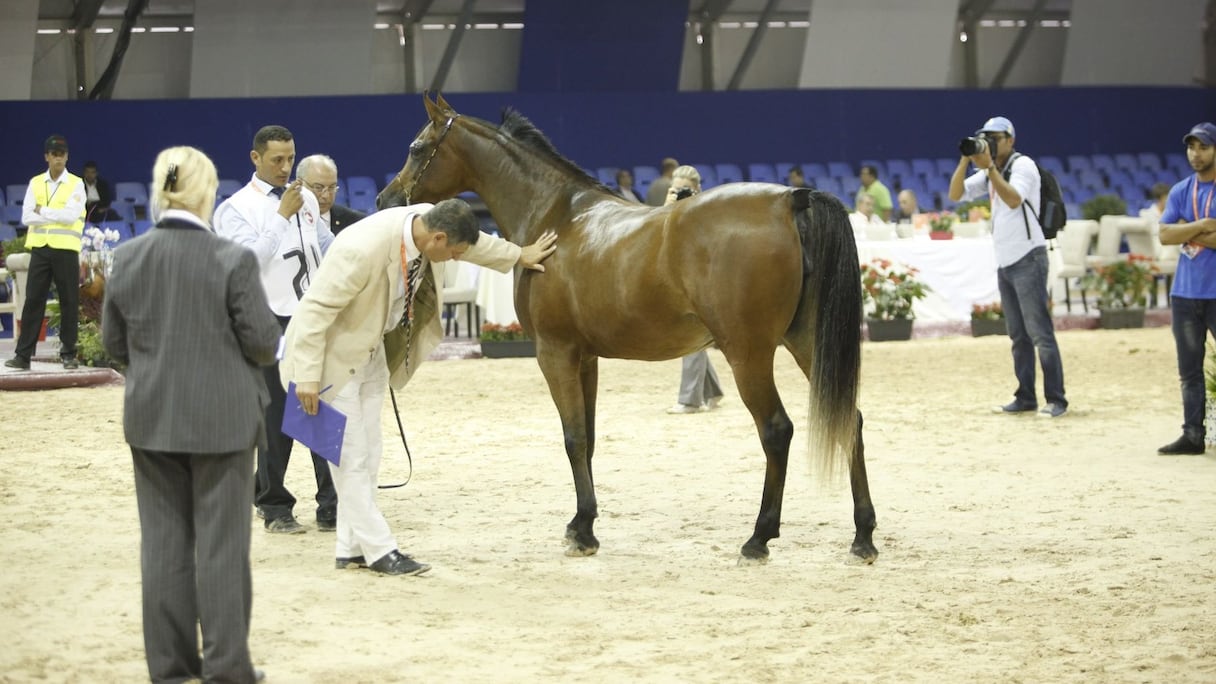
[25,172,85,252]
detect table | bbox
[474,236,1000,326]
[857,236,999,322]
[476,266,519,325]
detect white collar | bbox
[161,208,213,232]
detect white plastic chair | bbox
[442,261,481,337]
[1054,224,1091,313]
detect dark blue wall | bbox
[0,87,1212,188]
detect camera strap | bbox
[1001,152,1036,241]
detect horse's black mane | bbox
[498,108,613,192]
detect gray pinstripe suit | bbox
[102,214,280,684]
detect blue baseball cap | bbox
[976,116,1015,138]
[1183,122,1216,146]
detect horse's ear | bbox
[436,91,455,115]
[423,91,445,124]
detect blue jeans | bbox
[997,247,1066,408]
[1169,296,1216,440]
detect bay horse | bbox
[378,93,877,564]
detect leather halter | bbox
[404,114,459,206]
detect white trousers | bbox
[329,344,397,565]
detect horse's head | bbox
[376,92,469,210]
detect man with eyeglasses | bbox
[949,115,1068,420]
[297,154,365,236]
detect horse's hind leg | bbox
[783,337,878,563]
[849,412,878,563]
[730,356,793,563]
[536,348,600,556]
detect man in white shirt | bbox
[214,125,337,535]
[297,154,366,236]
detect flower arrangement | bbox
[954,199,991,222]
[971,301,1004,320]
[860,258,930,320]
[80,225,120,300]
[927,211,957,234]
[1081,253,1159,309]
[479,321,530,342]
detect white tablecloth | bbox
[858,236,999,322]
[474,236,1000,326]
[476,267,519,325]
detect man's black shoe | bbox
[62,357,79,370]
[317,518,336,532]
[335,555,367,570]
[992,400,1037,414]
[1158,435,1205,455]
[4,357,30,371]
[369,550,431,576]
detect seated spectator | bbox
[787,166,811,188]
[1140,182,1170,223]
[892,189,921,223]
[614,169,642,203]
[849,193,885,235]
[855,164,893,222]
[82,160,117,223]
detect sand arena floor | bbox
[1,327,1214,683]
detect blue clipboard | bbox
[281,382,346,467]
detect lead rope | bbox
[379,387,413,489]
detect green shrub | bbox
[1080,194,1128,221]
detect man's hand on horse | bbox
[519,230,558,271]
[295,381,320,416]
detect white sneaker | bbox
[665,403,702,414]
[705,397,723,410]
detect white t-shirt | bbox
[962,154,1043,268]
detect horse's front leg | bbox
[536,347,600,556]
[849,411,879,563]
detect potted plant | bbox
[479,321,535,358]
[860,258,930,342]
[1081,194,1128,221]
[970,301,1006,337]
[927,211,957,240]
[1080,253,1158,328]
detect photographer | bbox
[949,116,1068,419]
[663,165,725,415]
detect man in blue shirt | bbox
[1158,122,1216,455]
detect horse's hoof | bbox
[739,541,769,562]
[564,542,599,557]
[850,542,879,564]
[736,554,769,567]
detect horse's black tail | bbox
[790,188,861,478]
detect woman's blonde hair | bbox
[150,146,219,223]
[671,165,702,187]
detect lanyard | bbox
[44,178,61,205]
[1191,175,1216,220]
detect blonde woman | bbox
[103,146,278,683]
[664,165,725,414]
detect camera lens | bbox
[958,136,987,156]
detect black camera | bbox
[959,135,994,157]
[674,187,694,201]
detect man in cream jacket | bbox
[281,198,555,576]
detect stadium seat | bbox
[886,159,912,183]
[114,181,149,208]
[1066,155,1092,174]
[813,177,842,197]
[1165,153,1188,176]
[1078,170,1105,190]
[596,167,619,186]
[348,194,377,214]
[910,158,935,178]
[746,163,777,184]
[216,179,242,201]
[1090,154,1116,176]
[1137,152,1163,172]
[384,172,399,189]
[773,162,798,181]
[345,176,378,201]
[632,165,659,197]
[4,205,22,225]
[931,158,954,178]
[133,219,153,236]
[0,188,5,206]
[803,162,828,179]
[827,161,853,179]
[0,224,16,241]
[692,164,718,189]
[1114,154,1139,172]
[859,159,886,179]
[1038,156,1066,178]
[714,163,744,185]
[6,184,26,206]
[108,200,137,223]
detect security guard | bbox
[6,134,86,371]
